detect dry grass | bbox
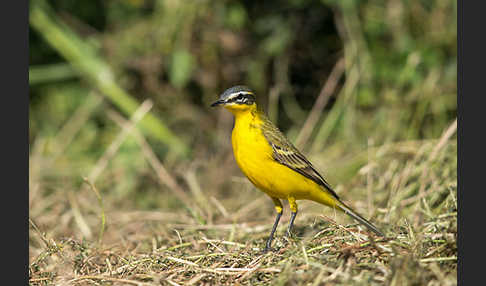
[29,114,457,285]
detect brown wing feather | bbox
[259,113,339,199]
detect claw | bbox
[262,246,276,253]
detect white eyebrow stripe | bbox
[227,91,254,100]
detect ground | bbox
[29,121,457,285]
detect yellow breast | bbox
[231,111,323,200]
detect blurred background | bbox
[29,0,456,246]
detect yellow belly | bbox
[231,115,325,201]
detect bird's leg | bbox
[285,197,298,238]
[263,197,283,252]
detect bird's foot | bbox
[261,239,280,253]
[261,246,276,254]
[284,230,292,238]
[283,232,301,248]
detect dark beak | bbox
[210,99,225,107]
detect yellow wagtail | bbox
[211,85,384,251]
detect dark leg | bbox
[285,210,298,237]
[263,197,283,252]
[264,210,282,252]
[285,196,298,237]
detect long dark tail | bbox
[337,201,385,237]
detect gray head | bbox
[210,85,256,107]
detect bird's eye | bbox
[236,93,245,100]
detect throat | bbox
[226,103,257,116]
[232,107,259,129]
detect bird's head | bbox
[211,85,256,114]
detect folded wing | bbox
[259,113,339,199]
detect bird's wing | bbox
[259,113,339,199]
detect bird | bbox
[211,85,384,252]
